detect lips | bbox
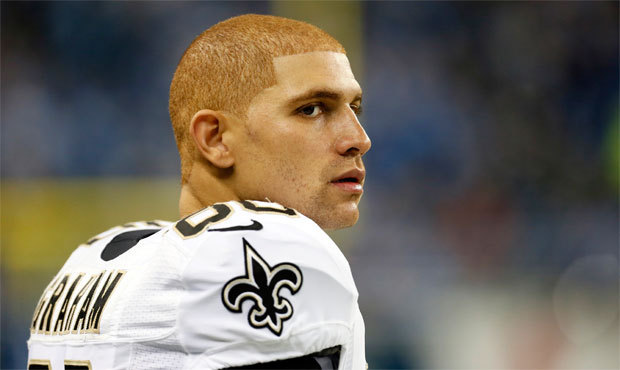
[330,169,365,193]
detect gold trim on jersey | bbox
[185,206,220,227]
[238,200,299,217]
[173,203,233,239]
[30,270,125,336]
[65,360,93,369]
[27,359,51,369]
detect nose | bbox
[335,109,372,157]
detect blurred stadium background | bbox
[1,1,618,369]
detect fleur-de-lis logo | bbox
[221,238,303,336]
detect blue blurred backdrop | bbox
[2,2,618,369]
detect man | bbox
[27,14,370,369]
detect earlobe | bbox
[190,109,235,168]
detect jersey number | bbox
[174,201,297,238]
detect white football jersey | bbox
[27,200,366,369]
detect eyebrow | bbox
[287,89,362,106]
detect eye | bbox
[350,104,363,116]
[298,104,323,118]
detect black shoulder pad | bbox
[100,229,159,261]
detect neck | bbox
[179,161,239,217]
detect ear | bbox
[190,109,235,168]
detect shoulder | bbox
[171,201,359,367]
[58,220,172,269]
[169,200,321,241]
[28,219,175,340]
[166,200,350,278]
[80,220,172,251]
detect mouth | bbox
[330,169,365,194]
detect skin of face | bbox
[228,51,371,230]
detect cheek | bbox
[243,119,331,189]
[272,157,311,189]
[260,130,323,171]
[263,150,324,203]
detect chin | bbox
[316,206,359,230]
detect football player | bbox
[27,14,371,370]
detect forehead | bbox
[274,51,359,91]
[250,51,361,109]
